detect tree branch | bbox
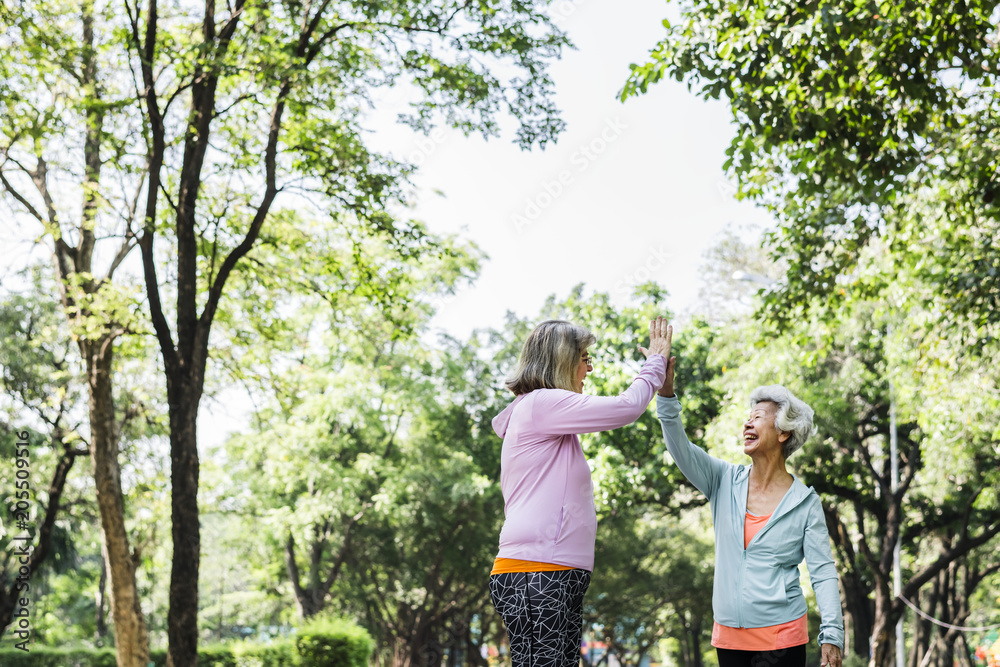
[28,157,61,231]
[897,435,922,497]
[0,169,47,225]
[29,434,87,571]
[321,507,366,599]
[285,532,308,612]
[196,81,288,347]
[902,518,1000,600]
[853,435,887,492]
[854,500,884,585]
[134,0,179,373]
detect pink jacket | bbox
[491,355,667,571]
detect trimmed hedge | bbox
[296,617,374,667]
[0,619,368,666]
[0,648,117,666]
[149,645,298,667]
[0,646,285,667]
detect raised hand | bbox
[658,354,676,398]
[638,317,672,359]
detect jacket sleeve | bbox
[656,395,729,500]
[803,494,845,650]
[531,355,666,435]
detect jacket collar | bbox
[732,465,815,546]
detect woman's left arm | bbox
[532,356,667,434]
[803,495,845,667]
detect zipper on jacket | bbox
[737,549,747,628]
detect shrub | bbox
[234,640,299,667]
[0,648,117,667]
[198,643,240,667]
[0,642,298,667]
[295,617,373,667]
[0,627,367,667]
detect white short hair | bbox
[748,385,816,458]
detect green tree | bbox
[3,1,569,664]
[0,266,171,650]
[209,225,491,664]
[351,389,503,667]
[624,8,1000,664]
[622,0,1000,333]
[1,1,153,659]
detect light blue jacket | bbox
[657,396,845,649]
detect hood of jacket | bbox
[733,464,815,517]
[492,394,527,439]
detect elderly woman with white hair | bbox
[655,336,844,667]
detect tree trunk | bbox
[465,617,488,667]
[166,383,202,667]
[690,615,704,667]
[841,561,875,658]
[908,587,933,667]
[824,501,874,658]
[286,533,324,619]
[952,635,973,667]
[934,566,955,667]
[869,582,901,667]
[96,554,108,640]
[88,340,151,667]
[410,621,443,667]
[393,637,411,667]
[286,515,358,620]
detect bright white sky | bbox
[369,0,776,342]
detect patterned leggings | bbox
[489,569,591,667]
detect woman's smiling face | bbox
[742,401,790,457]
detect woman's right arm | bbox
[532,318,673,435]
[656,395,729,500]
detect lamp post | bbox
[890,373,904,667]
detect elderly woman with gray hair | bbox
[656,334,844,667]
[490,318,672,667]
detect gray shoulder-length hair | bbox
[748,385,817,459]
[505,320,596,395]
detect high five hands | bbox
[637,317,677,398]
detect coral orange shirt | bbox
[711,511,809,650]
